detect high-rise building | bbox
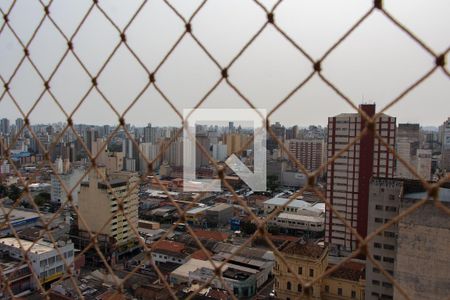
[365,178,402,300]
[78,168,139,252]
[396,123,431,180]
[143,123,158,144]
[325,104,396,254]
[85,128,98,155]
[365,178,450,300]
[196,133,211,168]
[393,183,450,300]
[15,118,24,137]
[0,118,10,135]
[439,117,450,171]
[123,133,140,172]
[397,123,420,142]
[286,139,325,172]
[225,133,251,157]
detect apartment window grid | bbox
[0,1,449,300]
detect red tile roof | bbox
[150,240,185,253]
[281,241,327,259]
[191,230,229,241]
[190,248,212,261]
[328,261,366,281]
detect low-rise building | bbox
[185,206,210,226]
[273,241,365,300]
[205,203,233,227]
[0,237,74,285]
[263,197,325,235]
[0,255,33,298]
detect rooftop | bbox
[150,240,185,253]
[264,197,310,209]
[328,261,365,282]
[281,241,327,260]
[0,208,41,227]
[207,203,232,212]
[190,248,212,261]
[191,230,229,241]
[276,212,324,223]
[0,237,56,254]
[405,188,450,203]
[186,206,211,215]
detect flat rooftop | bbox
[0,209,41,226]
[0,237,55,254]
[207,203,232,212]
[276,212,324,223]
[186,206,211,215]
[405,188,450,202]
[264,197,309,207]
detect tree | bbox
[241,220,257,235]
[34,192,51,206]
[7,184,22,201]
[267,175,280,193]
[0,184,7,197]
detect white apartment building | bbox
[0,237,74,284]
[50,167,85,206]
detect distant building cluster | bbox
[1,108,449,299]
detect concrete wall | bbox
[394,200,450,300]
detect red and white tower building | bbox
[325,104,396,254]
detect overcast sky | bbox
[0,0,449,127]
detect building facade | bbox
[365,178,450,300]
[286,139,325,172]
[365,178,402,300]
[438,117,450,171]
[78,169,139,253]
[273,241,366,300]
[326,104,396,254]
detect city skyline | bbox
[1,1,449,127]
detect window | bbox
[338,288,343,296]
[374,242,382,248]
[388,194,395,201]
[298,266,303,275]
[384,231,396,238]
[375,205,383,210]
[372,280,380,286]
[351,291,356,298]
[287,281,291,291]
[40,259,47,268]
[325,285,329,293]
[384,244,395,251]
[373,267,380,273]
[375,218,383,223]
[374,255,381,261]
[382,282,393,289]
[309,269,314,277]
[298,284,302,292]
[385,206,397,212]
[383,257,395,264]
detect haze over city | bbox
[1,0,449,126]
